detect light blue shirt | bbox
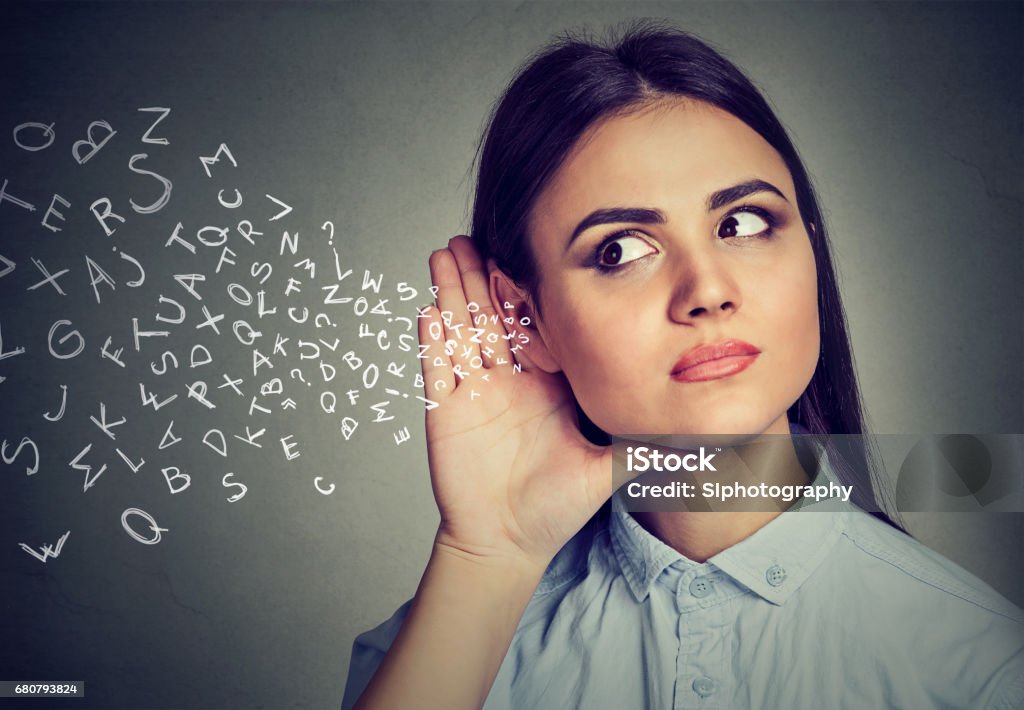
[343,486,1024,709]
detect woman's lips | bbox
[670,339,761,383]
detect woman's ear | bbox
[487,259,562,374]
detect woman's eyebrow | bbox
[566,207,665,249]
[707,179,788,211]
[566,179,789,250]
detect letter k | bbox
[700,448,717,472]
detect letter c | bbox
[314,476,335,495]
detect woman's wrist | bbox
[429,532,551,596]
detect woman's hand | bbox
[420,236,614,571]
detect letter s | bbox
[222,472,248,503]
[128,153,173,214]
[633,446,650,472]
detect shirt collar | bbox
[609,439,857,605]
[608,496,686,601]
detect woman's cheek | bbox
[553,294,620,363]
[557,312,645,426]
[772,245,818,331]
[786,257,821,386]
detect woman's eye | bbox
[597,234,657,268]
[717,209,772,238]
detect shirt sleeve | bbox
[990,647,1024,710]
[340,598,414,710]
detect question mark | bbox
[323,220,341,280]
[290,368,308,386]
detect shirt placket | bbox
[673,567,732,710]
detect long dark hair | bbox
[470,22,906,533]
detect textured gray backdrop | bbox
[1,2,1021,709]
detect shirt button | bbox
[688,576,714,598]
[692,676,717,698]
[765,564,787,587]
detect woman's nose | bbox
[667,253,742,323]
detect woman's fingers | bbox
[427,236,521,385]
[418,304,454,403]
[447,236,513,368]
[429,247,480,379]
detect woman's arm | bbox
[352,237,613,709]
[353,541,545,710]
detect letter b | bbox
[162,466,191,494]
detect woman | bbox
[343,24,1024,709]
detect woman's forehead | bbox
[529,99,795,237]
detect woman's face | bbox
[524,99,820,438]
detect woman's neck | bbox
[631,432,811,563]
[632,509,784,562]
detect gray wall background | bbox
[0,2,1020,708]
